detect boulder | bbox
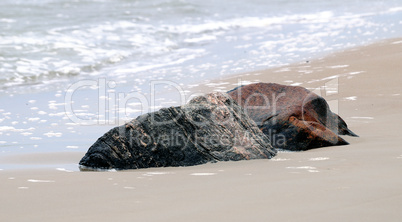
[228,83,358,151]
[79,92,276,170]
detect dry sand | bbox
[1,38,402,222]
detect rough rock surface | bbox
[79,92,276,170]
[228,83,358,151]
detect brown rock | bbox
[228,83,358,151]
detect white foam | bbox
[184,35,217,43]
[0,126,35,133]
[321,75,340,81]
[43,131,62,137]
[147,172,169,175]
[287,166,316,170]
[234,80,254,85]
[350,116,374,120]
[30,137,42,140]
[48,102,65,110]
[271,158,290,161]
[66,146,79,149]
[49,112,66,117]
[27,179,55,183]
[127,102,143,106]
[389,7,402,13]
[56,168,74,173]
[392,40,402,45]
[328,65,349,69]
[142,172,172,177]
[190,173,216,176]
[28,117,40,122]
[349,71,365,75]
[345,96,357,101]
[309,157,329,161]
[290,82,302,86]
[0,18,16,23]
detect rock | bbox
[227,83,358,151]
[79,92,276,170]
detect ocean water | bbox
[1,0,402,164]
[2,0,402,92]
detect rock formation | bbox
[79,92,276,170]
[228,83,358,151]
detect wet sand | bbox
[1,38,402,221]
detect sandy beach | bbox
[1,38,402,221]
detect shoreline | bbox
[191,37,402,93]
[1,38,402,221]
[2,37,401,167]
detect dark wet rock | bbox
[79,92,276,170]
[227,83,358,151]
